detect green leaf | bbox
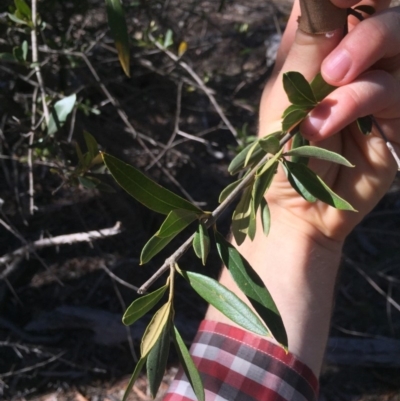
[252,161,277,214]
[141,302,171,357]
[7,12,29,25]
[283,161,316,203]
[102,153,202,215]
[282,105,310,133]
[157,209,198,238]
[247,202,256,242]
[173,326,205,401]
[214,232,287,346]
[180,270,269,336]
[78,176,99,189]
[232,185,252,246]
[284,161,356,211]
[140,233,175,264]
[219,178,243,203]
[0,53,17,62]
[228,142,265,175]
[284,146,354,167]
[356,115,373,135]
[354,5,375,15]
[105,0,130,77]
[244,140,260,167]
[310,72,337,102]
[259,135,280,154]
[83,131,99,159]
[147,321,171,398]
[14,0,31,20]
[47,94,77,136]
[21,40,28,61]
[122,357,147,401]
[260,198,271,236]
[163,29,174,48]
[193,222,210,265]
[283,71,317,107]
[122,285,168,326]
[13,46,24,63]
[257,148,283,176]
[290,130,309,165]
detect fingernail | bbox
[323,49,351,82]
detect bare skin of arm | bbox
[206,0,400,376]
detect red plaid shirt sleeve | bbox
[164,320,318,401]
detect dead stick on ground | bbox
[0,222,122,278]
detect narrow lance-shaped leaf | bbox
[284,146,354,167]
[102,153,203,215]
[47,94,77,136]
[173,326,205,401]
[310,72,337,102]
[219,178,243,203]
[141,233,175,265]
[78,176,99,189]
[122,357,147,401]
[356,115,373,135]
[232,185,252,246]
[122,284,168,326]
[252,161,277,215]
[290,130,309,165]
[157,209,198,238]
[180,270,269,336]
[244,140,260,167]
[282,160,316,203]
[14,0,32,20]
[247,202,256,242]
[215,232,287,347]
[284,160,356,211]
[83,131,99,160]
[193,222,210,265]
[105,0,130,77]
[283,71,317,107]
[260,198,271,236]
[228,142,265,175]
[282,105,310,133]
[141,302,171,358]
[147,321,171,398]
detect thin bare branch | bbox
[0,222,122,278]
[138,130,297,293]
[149,34,238,140]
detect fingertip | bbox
[321,48,352,85]
[300,102,334,141]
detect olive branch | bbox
[99,70,366,401]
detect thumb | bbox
[259,5,344,136]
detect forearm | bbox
[205,212,343,376]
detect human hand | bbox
[258,0,400,243]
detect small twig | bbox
[146,80,183,170]
[138,130,296,293]
[149,34,238,140]
[0,222,122,277]
[0,352,64,379]
[31,0,50,124]
[101,263,139,291]
[371,116,400,170]
[345,256,400,313]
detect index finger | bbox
[321,8,400,85]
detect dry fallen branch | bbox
[0,222,122,279]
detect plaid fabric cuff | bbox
[164,320,318,401]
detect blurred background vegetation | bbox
[0,1,399,400]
